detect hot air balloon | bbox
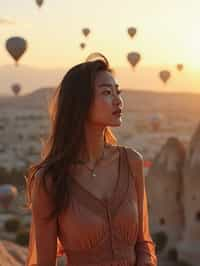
[143,160,152,176]
[127,52,141,68]
[0,184,18,209]
[149,113,163,131]
[85,52,109,64]
[82,28,90,37]
[144,160,152,168]
[127,27,137,38]
[35,0,44,7]
[159,70,170,83]
[6,37,27,66]
[11,83,21,96]
[177,64,183,71]
[80,42,86,50]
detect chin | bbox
[109,120,122,127]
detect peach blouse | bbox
[26,146,157,266]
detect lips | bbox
[112,109,122,115]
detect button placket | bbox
[105,201,115,259]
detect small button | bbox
[106,209,111,220]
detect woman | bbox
[25,53,157,266]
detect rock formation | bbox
[146,137,185,251]
[177,122,200,265]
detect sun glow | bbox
[182,26,200,71]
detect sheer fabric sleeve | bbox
[26,217,64,266]
[25,171,65,266]
[126,148,157,266]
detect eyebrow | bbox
[98,83,119,89]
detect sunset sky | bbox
[1,0,200,94]
[1,0,200,69]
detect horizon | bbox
[0,62,200,96]
[1,0,200,95]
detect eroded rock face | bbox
[146,137,185,249]
[0,240,28,266]
[182,122,200,240]
[0,239,67,266]
[177,123,200,265]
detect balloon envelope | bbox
[143,160,152,176]
[82,28,90,37]
[177,64,183,71]
[85,52,109,65]
[6,37,27,65]
[144,160,152,168]
[127,52,141,67]
[127,27,137,38]
[149,113,163,131]
[11,83,21,96]
[80,42,86,50]
[0,184,18,209]
[36,0,44,7]
[159,70,170,83]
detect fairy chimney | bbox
[176,123,200,265]
[146,137,185,250]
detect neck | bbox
[79,124,107,165]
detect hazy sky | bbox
[1,0,200,70]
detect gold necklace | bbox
[76,144,106,177]
[84,148,105,177]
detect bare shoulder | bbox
[123,146,143,162]
[122,146,144,181]
[104,144,120,163]
[122,146,145,189]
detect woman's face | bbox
[87,70,124,127]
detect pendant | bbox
[92,172,96,177]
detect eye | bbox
[103,90,111,95]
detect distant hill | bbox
[0,64,199,96]
[0,87,54,110]
[1,87,200,115]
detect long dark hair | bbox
[25,55,117,221]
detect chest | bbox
[71,159,119,200]
[57,170,139,251]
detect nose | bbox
[113,93,123,108]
